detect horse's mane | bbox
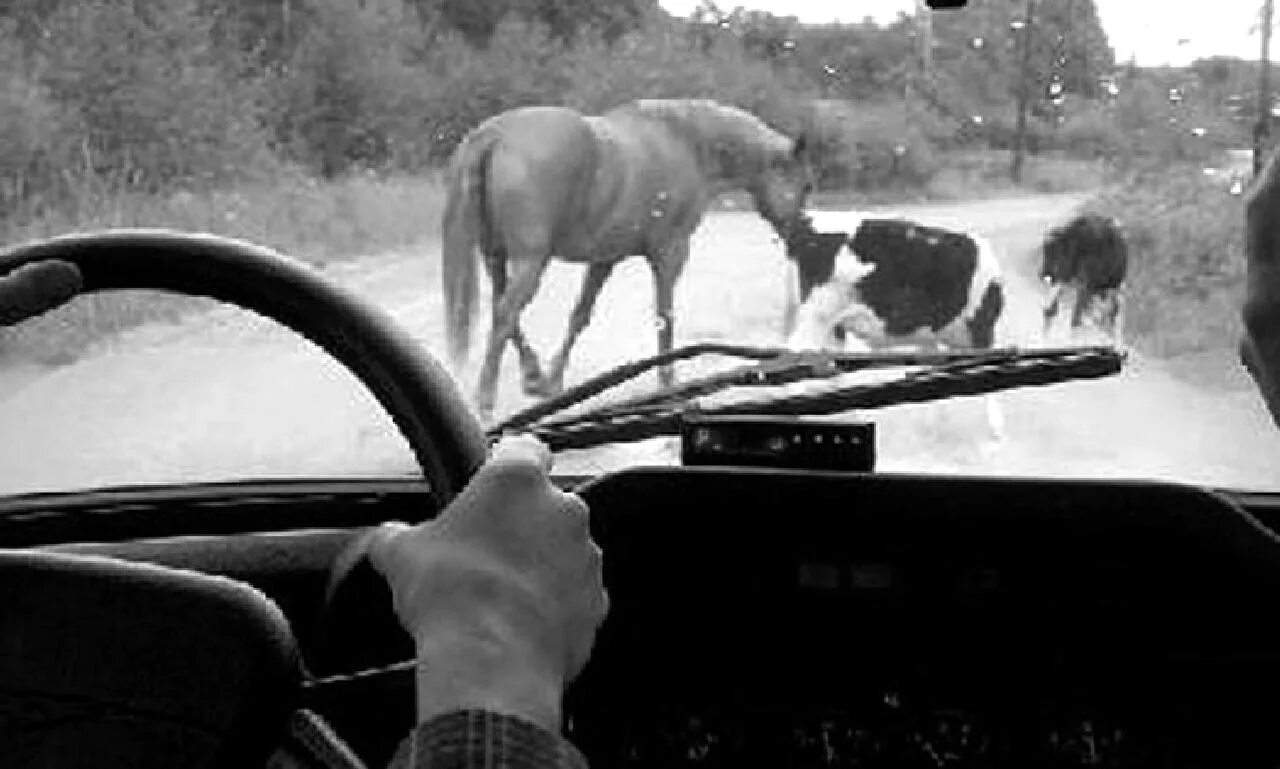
[614,98,794,161]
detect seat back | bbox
[0,549,303,769]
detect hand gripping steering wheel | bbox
[0,230,490,677]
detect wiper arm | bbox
[491,344,1126,452]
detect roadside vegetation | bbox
[1085,166,1247,359]
[0,0,1263,366]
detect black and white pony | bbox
[781,210,1007,446]
[1039,213,1129,345]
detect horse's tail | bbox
[441,127,499,371]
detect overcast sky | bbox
[657,0,1266,67]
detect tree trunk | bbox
[916,0,933,84]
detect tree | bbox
[35,0,275,190]
[923,0,1114,169]
[429,0,650,45]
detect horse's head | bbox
[623,100,816,237]
[751,132,816,239]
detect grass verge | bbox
[0,172,446,367]
[1081,165,1245,358]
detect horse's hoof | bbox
[521,376,559,399]
[473,396,496,425]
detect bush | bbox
[411,18,576,165]
[1052,97,1128,159]
[269,0,430,175]
[0,172,446,367]
[34,0,279,192]
[0,40,76,220]
[1083,166,1245,357]
[559,24,808,127]
[806,100,940,192]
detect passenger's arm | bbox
[1243,151,1280,428]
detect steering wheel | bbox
[0,229,487,493]
[0,229,489,671]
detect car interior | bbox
[5,231,1280,769]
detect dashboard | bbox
[7,467,1280,768]
[563,468,1280,768]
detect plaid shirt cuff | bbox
[385,709,588,769]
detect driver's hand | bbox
[366,434,607,732]
[0,260,83,326]
[1243,154,1280,428]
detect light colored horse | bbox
[440,98,815,420]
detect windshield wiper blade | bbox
[554,347,1071,425]
[490,344,1126,451]
[494,343,1087,434]
[491,342,788,434]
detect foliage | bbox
[0,0,1250,227]
[33,0,278,191]
[269,0,427,175]
[0,172,446,366]
[926,0,1114,125]
[807,100,940,191]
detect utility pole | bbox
[1256,0,1274,175]
[281,0,292,58]
[916,0,934,84]
[1011,0,1036,182]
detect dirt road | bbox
[3,192,1280,496]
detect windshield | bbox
[3,0,1280,496]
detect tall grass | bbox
[0,172,446,367]
[1082,166,1245,358]
[925,151,1109,200]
